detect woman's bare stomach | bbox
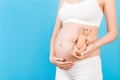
[55,22,100,62]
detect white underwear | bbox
[55,56,103,80]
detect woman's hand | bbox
[50,56,74,70]
[80,43,97,56]
[70,43,97,59]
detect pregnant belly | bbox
[54,26,80,61]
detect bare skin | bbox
[50,0,118,70]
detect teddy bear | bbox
[71,27,92,58]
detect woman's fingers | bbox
[56,61,74,67]
[56,61,74,69]
[57,61,73,65]
[50,56,74,69]
[50,56,64,65]
[62,64,73,68]
[71,52,83,59]
[62,66,73,70]
[80,49,90,56]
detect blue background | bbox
[0,0,119,80]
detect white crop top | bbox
[58,0,103,27]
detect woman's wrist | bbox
[93,41,100,49]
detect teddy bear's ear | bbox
[79,27,84,31]
[77,27,82,34]
[89,28,92,32]
[90,29,92,32]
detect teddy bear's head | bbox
[79,27,92,36]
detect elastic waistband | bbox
[74,56,101,65]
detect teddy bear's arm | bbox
[71,35,79,43]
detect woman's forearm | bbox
[94,32,118,48]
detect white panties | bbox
[55,56,103,80]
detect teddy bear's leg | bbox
[70,46,79,57]
[70,45,86,59]
[76,44,87,56]
[71,35,79,43]
[72,46,78,54]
